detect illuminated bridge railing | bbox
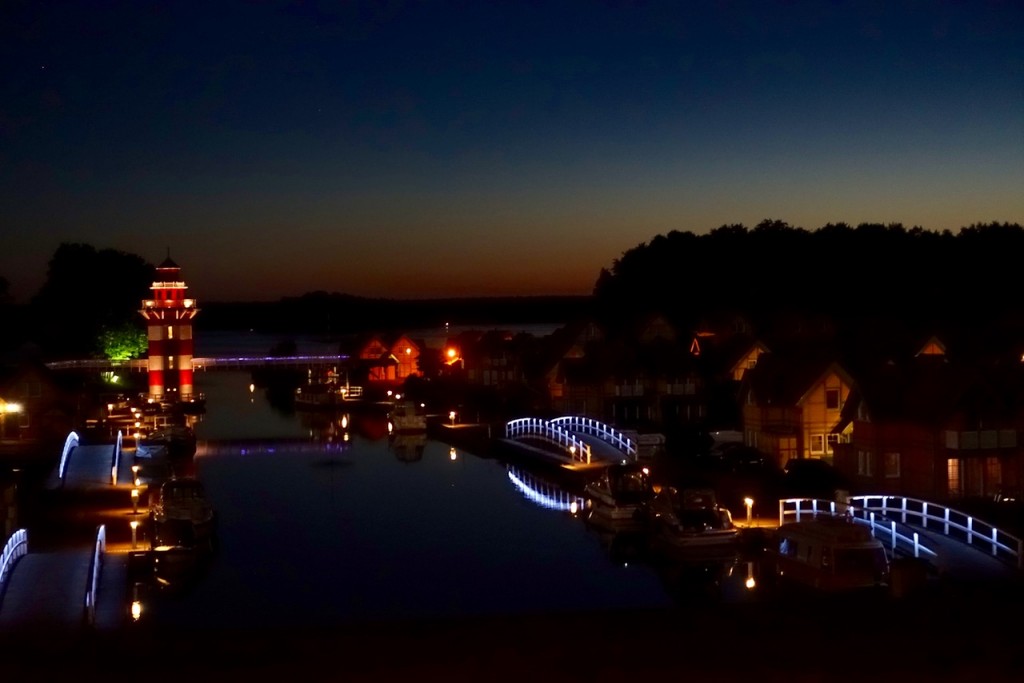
[83,524,106,627]
[58,430,80,482]
[507,466,585,513]
[852,495,1023,569]
[550,416,636,459]
[46,355,351,372]
[0,529,29,589]
[779,497,939,561]
[505,418,592,464]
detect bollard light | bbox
[449,410,456,426]
[130,520,139,549]
[131,488,140,514]
[744,497,754,525]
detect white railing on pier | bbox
[550,416,637,459]
[58,430,80,482]
[505,418,592,464]
[852,495,1023,569]
[779,497,938,560]
[507,466,585,513]
[110,430,123,485]
[0,529,29,589]
[83,524,106,627]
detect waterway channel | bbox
[138,368,735,629]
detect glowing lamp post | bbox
[130,520,139,550]
[0,400,23,440]
[132,464,140,487]
[449,410,457,426]
[744,497,754,525]
[131,488,140,514]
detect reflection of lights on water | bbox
[570,500,578,515]
[745,561,756,590]
[131,601,142,621]
[450,447,457,461]
[387,421,394,435]
[506,468,582,512]
[341,415,348,429]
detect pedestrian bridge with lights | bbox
[502,416,638,469]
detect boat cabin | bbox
[772,517,889,591]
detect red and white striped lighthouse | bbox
[139,256,199,401]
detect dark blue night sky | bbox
[2,1,1021,301]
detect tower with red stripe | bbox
[139,256,199,401]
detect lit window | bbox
[826,389,841,410]
[167,326,174,340]
[947,459,962,497]
[810,434,825,455]
[857,450,873,476]
[884,452,900,478]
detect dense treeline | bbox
[5,221,1023,358]
[592,220,1024,340]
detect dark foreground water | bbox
[142,370,694,628]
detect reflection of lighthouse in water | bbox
[139,256,199,401]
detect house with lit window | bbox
[831,340,1024,502]
[739,349,855,469]
[0,349,80,444]
[353,333,424,384]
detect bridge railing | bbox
[110,430,123,485]
[852,495,1023,569]
[505,418,592,464]
[83,524,106,627]
[0,528,29,589]
[58,430,80,483]
[778,498,938,561]
[550,416,637,459]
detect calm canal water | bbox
[142,368,745,628]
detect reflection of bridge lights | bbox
[507,468,582,512]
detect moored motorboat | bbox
[768,517,889,592]
[151,476,216,548]
[646,486,739,558]
[583,462,654,523]
[140,425,197,459]
[388,401,427,435]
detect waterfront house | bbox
[831,345,1024,502]
[739,349,855,468]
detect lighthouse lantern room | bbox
[139,256,198,401]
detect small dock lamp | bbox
[130,520,139,549]
[131,488,140,514]
[744,497,754,525]
[449,410,457,426]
